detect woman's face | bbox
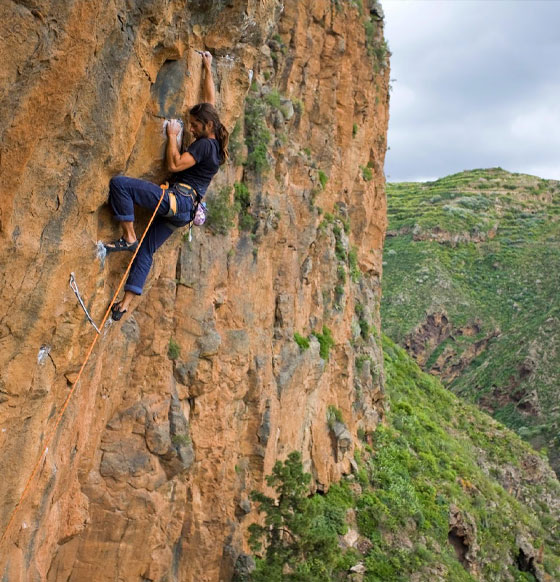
[190,118,211,138]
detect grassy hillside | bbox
[381,168,560,473]
[244,337,560,581]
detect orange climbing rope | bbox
[0,184,169,551]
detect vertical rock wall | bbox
[0,1,389,580]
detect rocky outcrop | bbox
[0,1,389,580]
[448,504,479,574]
[386,225,498,245]
[404,311,500,384]
[404,311,454,366]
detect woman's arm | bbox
[202,52,215,107]
[166,120,196,172]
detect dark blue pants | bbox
[108,176,193,295]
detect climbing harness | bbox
[165,190,178,217]
[0,185,170,552]
[69,272,100,334]
[167,182,206,241]
[166,182,198,219]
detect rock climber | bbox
[104,51,228,321]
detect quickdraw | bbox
[69,272,100,334]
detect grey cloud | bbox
[383,0,560,181]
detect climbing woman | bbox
[104,51,228,321]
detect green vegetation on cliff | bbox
[364,337,560,580]
[244,337,560,581]
[247,451,354,581]
[381,168,560,473]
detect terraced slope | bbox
[381,168,560,474]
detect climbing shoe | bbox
[111,302,127,321]
[104,237,138,253]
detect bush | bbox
[168,338,181,360]
[206,186,237,235]
[264,89,282,110]
[293,98,304,116]
[234,182,256,232]
[327,405,344,428]
[363,19,376,57]
[313,326,335,360]
[171,433,191,447]
[337,265,347,284]
[355,302,365,318]
[361,165,373,181]
[265,89,293,118]
[245,93,271,175]
[359,318,370,340]
[333,225,347,262]
[294,332,310,351]
[356,354,370,372]
[348,246,360,282]
[228,121,243,166]
[340,217,351,235]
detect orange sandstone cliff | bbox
[0,1,389,580]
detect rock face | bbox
[0,1,389,580]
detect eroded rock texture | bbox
[0,1,389,580]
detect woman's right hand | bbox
[202,51,212,70]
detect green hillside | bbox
[244,337,560,581]
[381,168,560,474]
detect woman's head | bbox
[189,102,229,165]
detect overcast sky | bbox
[382,0,560,183]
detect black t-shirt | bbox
[172,138,220,197]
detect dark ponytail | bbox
[189,102,229,165]
[214,121,229,166]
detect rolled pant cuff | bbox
[124,284,143,295]
[113,213,135,222]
